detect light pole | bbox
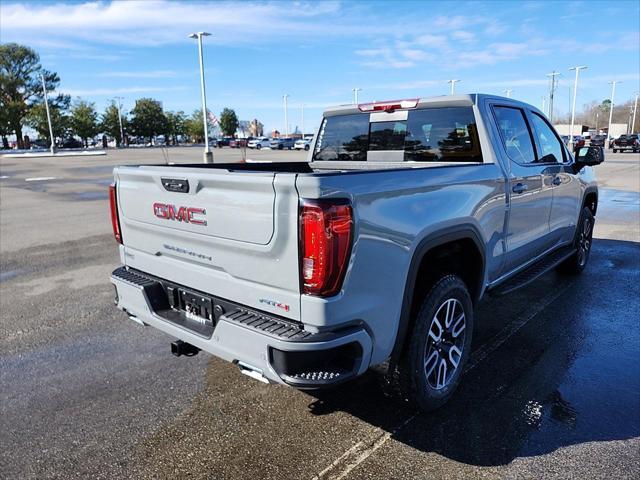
[447,79,460,95]
[607,81,620,147]
[188,31,213,163]
[40,73,55,154]
[632,92,639,134]
[352,88,361,105]
[541,96,546,114]
[595,111,599,132]
[504,89,513,98]
[283,94,289,138]
[301,104,305,137]
[114,96,125,147]
[546,70,560,123]
[568,65,587,151]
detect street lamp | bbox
[188,31,213,163]
[568,65,587,151]
[301,104,305,137]
[114,96,125,147]
[40,73,55,154]
[352,88,361,105]
[283,94,289,138]
[607,80,620,148]
[448,79,460,95]
[632,92,639,134]
[546,70,561,123]
[504,89,513,98]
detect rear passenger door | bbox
[492,105,555,273]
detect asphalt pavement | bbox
[1,147,639,479]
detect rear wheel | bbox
[257,144,262,150]
[558,206,594,274]
[398,275,473,411]
[304,145,310,151]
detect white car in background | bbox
[247,137,271,149]
[293,136,314,151]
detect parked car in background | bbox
[590,135,606,147]
[612,134,639,153]
[60,137,83,149]
[230,138,250,148]
[294,137,314,151]
[270,138,295,150]
[215,137,233,148]
[248,137,271,149]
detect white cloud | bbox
[97,70,180,78]
[0,0,379,48]
[451,30,475,43]
[56,86,187,97]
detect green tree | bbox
[129,98,167,144]
[70,99,99,147]
[185,109,204,142]
[101,102,127,146]
[219,108,239,137]
[26,102,69,144]
[0,43,67,148]
[165,110,187,145]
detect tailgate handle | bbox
[161,178,189,193]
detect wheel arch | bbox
[389,225,486,367]
[583,187,598,216]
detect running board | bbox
[489,246,576,296]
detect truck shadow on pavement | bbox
[305,239,640,466]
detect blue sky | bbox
[1,0,639,134]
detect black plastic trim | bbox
[389,225,486,367]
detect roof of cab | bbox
[322,93,523,117]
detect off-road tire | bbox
[398,274,474,411]
[557,206,594,275]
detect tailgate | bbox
[114,165,302,320]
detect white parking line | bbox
[311,279,573,480]
[25,177,57,182]
[0,175,9,179]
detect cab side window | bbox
[493,106,535,164]
[530,112,565,164]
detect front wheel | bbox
[398,275,473,411]
[557,206,594,274]
[304,145,310,151]
[256,144,262,150]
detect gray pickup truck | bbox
[109,94,604,410]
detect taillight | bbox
[300,199,353,297]
[109,183,122,244]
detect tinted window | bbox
[493,107,535,164]
[530,113,564,163]
[369,121,407,150]
[313,114,368,161]
[405,107,481,162]
[313,107,481,162]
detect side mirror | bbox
[575,146,604,166]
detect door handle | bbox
[512,183,528,194]
[552,176,561,186]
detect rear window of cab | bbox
[312,107,482,162]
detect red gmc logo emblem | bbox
[153,203,207,226]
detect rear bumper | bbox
[110,266,372,388]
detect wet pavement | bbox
[1,149,639,479]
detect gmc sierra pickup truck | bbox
[110,94,603,411]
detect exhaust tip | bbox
[171,340,200,357]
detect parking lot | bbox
[1,148,639,479]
